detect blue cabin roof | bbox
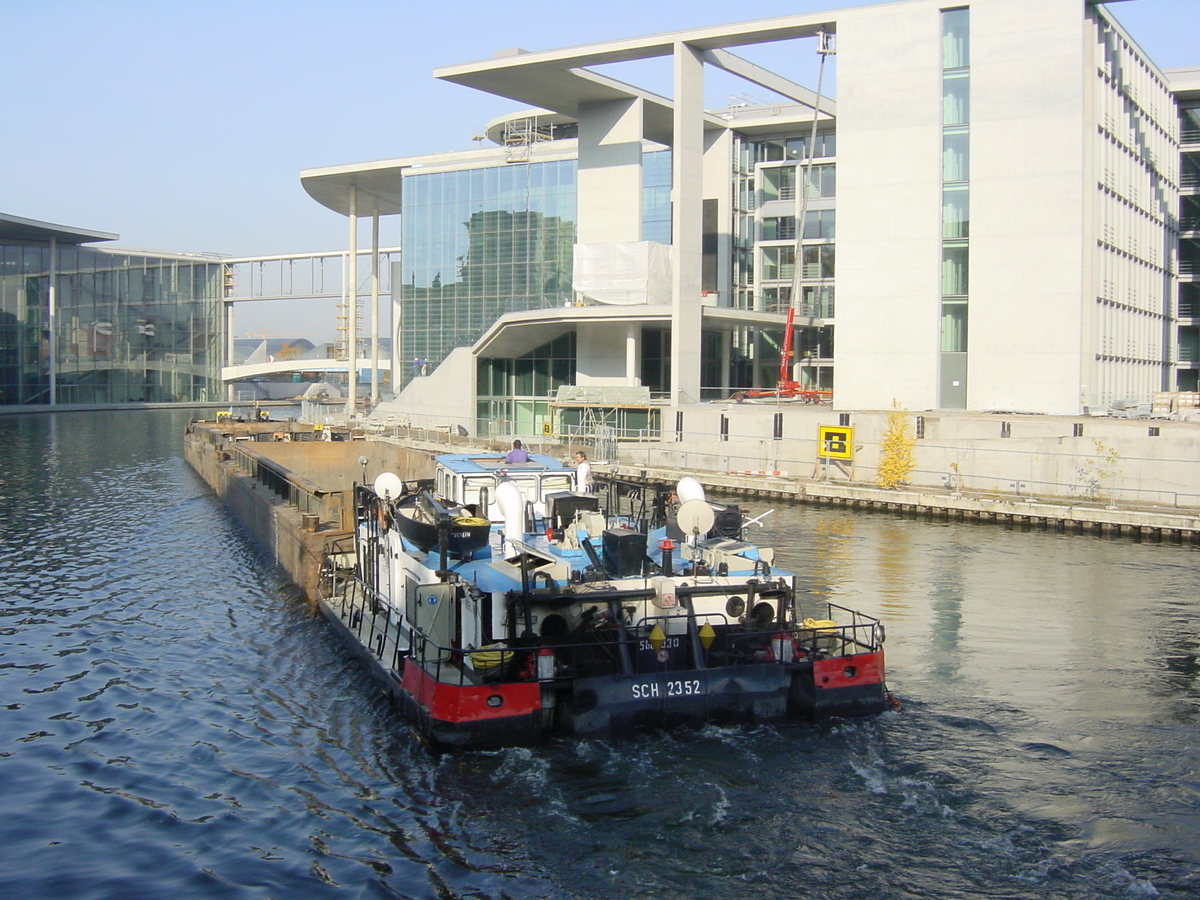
[436,452,571,475]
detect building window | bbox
[941,243,969,296]
[942,127,969,182]
[761,246,795,281]
[802,245,835,279]
[941,301,968,352]
[942,70,970,125]
[801,285,835,318]
[942,8,970,68]
[761,217,796,241]
[943,186,969,239]
[761,286,791,314]
[803,209,836,240]
[940,7,970,409]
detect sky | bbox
[3,0,1198,341]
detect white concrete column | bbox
[370,211,380,404]
[577,97,644,243]
[625,323,641,386]
[225,291,236,402]
[346,185,358,416]
[721,329,732,394]
[48,238,57,406]
[671,40,705,404]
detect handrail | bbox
[317,557,882,690]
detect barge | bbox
[316,452,890,749]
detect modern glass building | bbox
[303,0,1200,424]
[0,213,224,405]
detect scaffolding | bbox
[503,115,557,163]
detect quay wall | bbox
[362,400,1200,510]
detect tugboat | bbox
[316,452,889,750]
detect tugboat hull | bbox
[316,452,892,751]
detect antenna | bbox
[373,472,405,500]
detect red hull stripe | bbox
[813,651,885,691]
[402,658,541,723]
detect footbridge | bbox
[222,248,398,397]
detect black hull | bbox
[393,497,490,559]
[558,665,791,737]
[318,599,885,750]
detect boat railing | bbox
[317,544,884,686]
[318,540,413,672]
[806,602,884,656]
[401,617,881,687]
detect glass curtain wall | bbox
[733,129,837,393]
[0,244,49,404]
[1178,107,1200,391]
[940,8,970,408]
[397,159,576,387]
[0,243,222,405]
[642,149,672,245]
[476,333,575,438]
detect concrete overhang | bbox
[1166,66,1200,102]
[459,64,724,145]
[435,13,837,117]
[475,305,673,358]
[222,358,392,382]
[0,212,116,245]
[474,304,790,360]
[300,158,409,217]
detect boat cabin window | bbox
[540,474,574,495]
[460,475,492,509]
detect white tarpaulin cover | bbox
[572,241,672,306]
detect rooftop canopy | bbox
[0,212,116,245]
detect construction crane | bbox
[727,307,831,403]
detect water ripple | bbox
[1,410,1198,899]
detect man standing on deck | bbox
[573,450,594,492]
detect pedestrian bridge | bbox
[221,358,391,382]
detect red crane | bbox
[727,307,831,404]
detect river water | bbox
[0,409,1196,899]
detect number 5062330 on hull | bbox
[316,453,892,750]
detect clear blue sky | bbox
[3,0,1196,338]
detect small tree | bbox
[1076,439,1123,507]
[877,401,917,489]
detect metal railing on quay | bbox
[626,428,1200,511]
